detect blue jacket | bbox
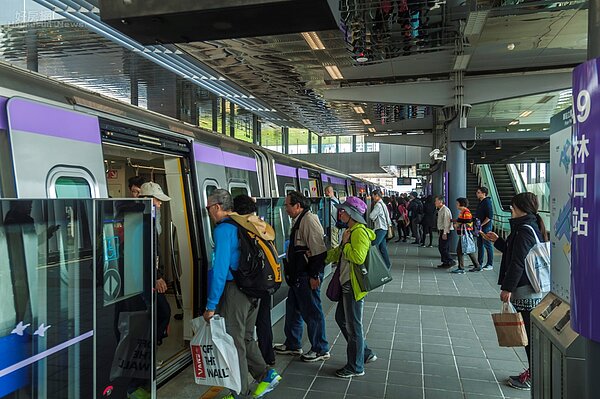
[476,197,493,225]
[206,218,240,310]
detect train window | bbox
[47,166,98,198]
[284,184,295,195]
[303,189,310,197]
[203,180,219,246]
[55,177,92,198]
[229,182,250,199]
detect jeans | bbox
[284,273,329,354]
[335,283,374,373]
[410,219,420,243]
[438,231,454,265]
[372,229,391,269]
[477,224,494,266]
[256,295,275,364]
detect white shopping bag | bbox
[190,315,241,394]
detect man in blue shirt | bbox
[203,189,281,399]
[476,187,494,270]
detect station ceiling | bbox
[0,0,585,161]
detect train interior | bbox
[101,143,195,375]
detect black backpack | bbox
[223,220,282,298]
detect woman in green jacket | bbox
[326,196,377,378]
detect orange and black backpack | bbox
[223,219,282,298]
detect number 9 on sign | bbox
[576,89,591,123]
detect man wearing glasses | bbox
[274,191,330,363]
[203,189,281,399]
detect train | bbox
[0,60,383,398]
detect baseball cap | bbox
[140,182,171,202]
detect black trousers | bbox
[522,309,532,366]
[256,295,275,364]
[438,231,453,265]
[156,293,171,344]
[421,226,433,246]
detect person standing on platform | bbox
[325,185,341,248]
[274,191,330,362]
[368,189,392,269]
[435,196,455,268]
[484,192,547,391]
[420,195,436,247]
[407,192,423,244]
[475,187,495,270]
[451,198,481,274]
[326,196,377,378]
[204,189,282,399]
[232,194,277,367]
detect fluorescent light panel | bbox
[519,110,533,118]
[362,119,372,125]
[453,54,471,71]
[325,65,343,80]
[509,120,519,125]
[368,127,376,132]
[353,106,365,114]
[301,32,325,50]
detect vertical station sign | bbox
[571,60,600,342]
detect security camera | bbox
[429,149,440,158]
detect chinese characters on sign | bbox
[571,59,600,342]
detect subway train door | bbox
[4,97,108,198]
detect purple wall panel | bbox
[7,98,100,144]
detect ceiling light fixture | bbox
[353,106,365,114]
[509,120,519,126]
[453,54,471,71]
[464,10,489,36]
[324,65,343,80]
[507,43,515,51]
[495,140,502,150]
[368,127,376,133]
[519,110,533,118]
[301,32,326,50]
[362,119,372,125]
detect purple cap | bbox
[344,196,367,214]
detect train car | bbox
[0,62,357,397]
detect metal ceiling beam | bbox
[451,128,552,141]
[324,71,572,106]
[364,134,434,148]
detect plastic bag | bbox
[110,310,152,381]
[190,316,241,394]
[460,226,477,254]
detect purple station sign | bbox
[571,59,600,342]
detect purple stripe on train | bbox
[193,143,257,172]
[0,97,7,130]
[330,176,346,186]
[298,169,309,180]
[321,173,329,182]
[275,163,297,178]
[7,98,101,144]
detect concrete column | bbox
[212,96,218,132]
[252,115,260,145]
[432,166,444,197]
[221,98,226,134]
[26,31,38,72]
[308,130,312,153]
[335,135,340,153]
[352,135,357,152]
[229,101,235,138]
[447,115,467,249]
[318,135,322,154]
[283,127,289,154]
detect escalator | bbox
[466,169,479,210]
[489,164,517,211]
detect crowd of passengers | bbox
[128,175,543,397]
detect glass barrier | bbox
[0,199,154,399]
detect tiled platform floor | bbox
[160,240,531,399]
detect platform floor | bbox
[160,240,531,399]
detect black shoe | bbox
[468,267,482,272]
[395,239,402,243]
[437,263,452,268]
[402,239,407,242]
[412,241,420,245]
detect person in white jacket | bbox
[369,190,392,269]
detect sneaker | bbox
[253,369,282,398]
[482,265,494,271]
[451,268,465,274]
[273,344,303,356]
[427,245,433,248]
[468,267,482,272]
[222,395,239,399]
[420,244,426,247]
[335,367,365,378]
[300,351,330,362]
[507,369,531,391]
[365,353,378,363]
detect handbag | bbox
[491,302,528,347]
[460,225,477,254]
[191,316,242,393]
[326,265,342,301]
[353,246,393,292]
[386,226,394,240]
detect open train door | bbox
[4,97,107,198]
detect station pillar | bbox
[446,111,468,249]
[585,0,600,394]
[432,167,443,197]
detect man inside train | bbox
[203,189,282,399]
[275,191,330,362]
[128,175,147,198]
[139,182,172,345]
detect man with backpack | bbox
[274,191,330,362]
[203,189,282,399]
[408,191,424,244]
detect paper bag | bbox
[492,303,528,347]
